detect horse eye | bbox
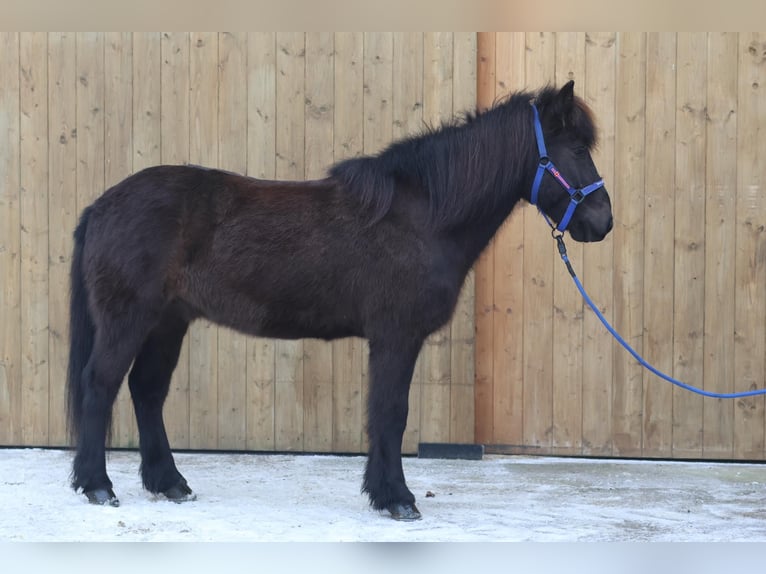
[573,146,587,157]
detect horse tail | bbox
[66,206,94,445]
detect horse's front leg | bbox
[363,336,424,521]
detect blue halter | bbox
[529,103,604,233]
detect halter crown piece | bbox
[529,103,604,233]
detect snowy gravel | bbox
[2,448,766,542]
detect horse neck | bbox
[441,145,537,276]
[444,187,526,278]
[429,105,538,273]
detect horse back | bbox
[81,164,459,342]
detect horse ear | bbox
[557,80,575,110]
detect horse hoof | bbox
[388,503,421,521]
[85,488,120,507]
[163,480,196,503]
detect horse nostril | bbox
[606,216,614,233]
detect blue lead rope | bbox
[553,233,766,399]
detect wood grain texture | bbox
[702,32,737,459]
[490,32,525,449]
[612,32,646,457]
[20,32,49,445]
[581,32,616,456]
[475,32,766,461]
[0,33,21,445]
[642,33,676,458]
[672,33,707,458]
[8,32,766,462]
[734,32,766,459]
[47,32,77,447]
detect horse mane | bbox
[329,85,598,228]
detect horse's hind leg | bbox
[128,304,193,502]
[72,325,148,507]
[363,336,423,521]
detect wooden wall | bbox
[0,32,476,453]
[4,31,765,462]
[475,32,766,460]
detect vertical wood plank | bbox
[188,31,219,450]
[491,32,525,448]
[332,32,365,453]
[47,32,77,446]
[0,33,21,445]
[303,32,335,453]
[420,32,453,443]
[217,32,249,450]
[103,33,133,229]
[734,32,766,459]
[160,32,190,449]
[104,32,135,448]
[132,33,161,172]
[551,32,585,455]
[612,32,646,457]
[246,32,277,451]
[522,31,555,450]
[20,32,49,445]
[474,32,496,447]
[703,32,738,459]
[672,32,707,458]
[642,32,676,457]
[274,32,306,451]
[582,32,616,456]
[449,31,477,444]
[14,30,766,460]
[361,32,393,452]
[75,33,105,229]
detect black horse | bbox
[66,80,612,520]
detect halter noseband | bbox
[529,103,604,233]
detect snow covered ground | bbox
[1,448,765,542]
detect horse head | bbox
[530,80,613,243]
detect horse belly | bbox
[257,316,360,341]
[182,279,361,341]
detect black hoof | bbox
[162,479,196,503]
[85,488,120,507]
[388,502,421,521]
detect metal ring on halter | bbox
[570,189,585,204]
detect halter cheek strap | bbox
[529,103,604,233]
